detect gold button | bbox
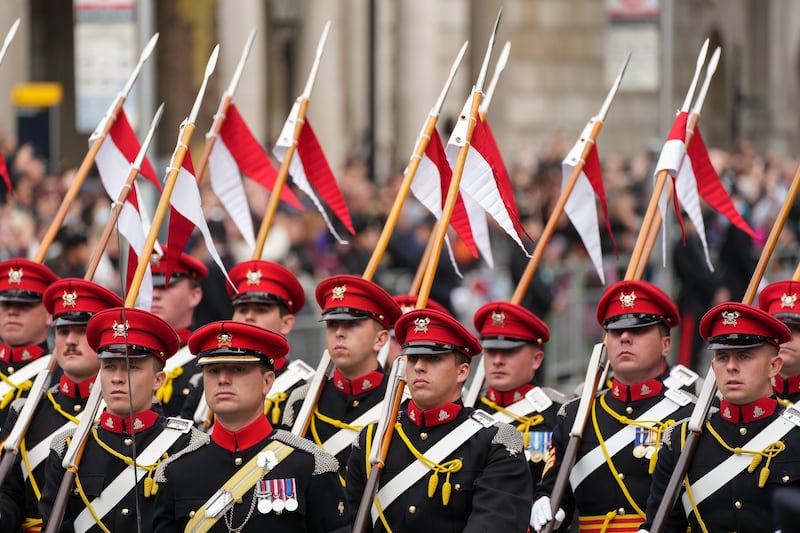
[625,406,633,415]
[73,488,80,495]
[617,508,625,515]
[182,387,190,395]
[121,508,129,516]
[73,405,82,412]
[783,475,790,483]
[234,497,243,504]
[353,400,360,407]
[124,438,133,446]
[734,501,742,509]
[454,483,461,491]
[7,367,14,374]
[420,432,428,440]
[408,505,416,514]
[189,511,196,518]
[739,427,747,436]
[235,457,243,466]
[618,473,625,480]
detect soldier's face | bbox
[100,357,164,416]
[712,345,782,405]
[233,303,294,336]
[605,324,670,385]
[151,278,201,330]
[0,301,50,347]
[406,352,470,411]
[203,363,273,430]
[54,324,99,383]
[325,318,387,379]
[778,327,800,377]
[483,344,543,391]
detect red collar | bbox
[773,375,800,396]
[0,343,45,364]
[58,375,95,399]
[332,369,384,395]
[407,400,462,427]
[212,415,273,452]
[719,397,777,423]
[610,378,663,402]
[99,410,159,434]
[176,328,192,347]
[486,383,534,407]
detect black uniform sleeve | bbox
[152,462,180,533]
[37,448,71,532]
[534,401,576,524]
[640,422,688,533]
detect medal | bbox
[531,451,544,463]
[633,445,647,459]
[284,478,298,512]
[528,431,552,464]
[256,479,272,514]
[633,427,648,458]
[270,478,285,513]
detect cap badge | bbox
[413,317,430,333]
[62,290,78,308]
[640,384,651,396]
[246,269,262,286]
[781,293,797,309]
[112,320,129,338]
[437,409,450,422]
[217,332,233,348]
[619,291,636,309]
[332,284,346,301]
[491,311,506,327]
[7,268,22,285]
[721,310,740,327]
[753,405,765,418]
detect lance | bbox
[33,33,159,263]
[352,11,502,533]
[407,41,505,297]
[623,39,710,280]
[292,40,468,438]
[463,55,629,409]
[252,21,330,260]
[0,104,165,490]
[649,150,800,533]
[0,18,20,67]
[634,46,720,280]
[43,47,217,533]
[193,28,256,183]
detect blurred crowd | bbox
[1,131,799,372]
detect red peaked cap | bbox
[700,302,791,350]
[395,308,482,360]
[226,260,305,314]
[596,280,679,330]
[43,278,123,326]
[0,259,59,303]
[758,280,800,326]
[87,307,180,364]
[150,246,208,287]
[189,320,289,368]
[315,275,401,330]
[474,301,550,349]
[392,294,450,316]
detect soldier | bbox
[149,247,208,417]
[283,274,401,477]
[641,302,800,532]
[532,280,696,532]
[345,308,532,531]
[38,307,207,532]
[473,301,565,483]
[0,279,121,532]
[758,280,800,404]
[0,259,59,427]
[153,320,349,532]
[182,259,313,428]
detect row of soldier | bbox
[0,249,799,532]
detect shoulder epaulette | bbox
[9,396,26,415]
[558,395,581,417]
[273,428,339,475]
[541,386,569,405]
[662,417,689,450]
[490,420,525,455]
[154,425,210,483]
[49,426,78,458]
[282,383,311,426]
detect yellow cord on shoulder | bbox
[705,422,785,488]
[480,396,545,449]
[91,429,163,498]
[155,366,183,404]
[395,422,462,506]
[264,391,288,424]
[310,408,363,447]
[0,373,33,409]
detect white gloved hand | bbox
[530,496,565,531]
[637,530,650,533]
